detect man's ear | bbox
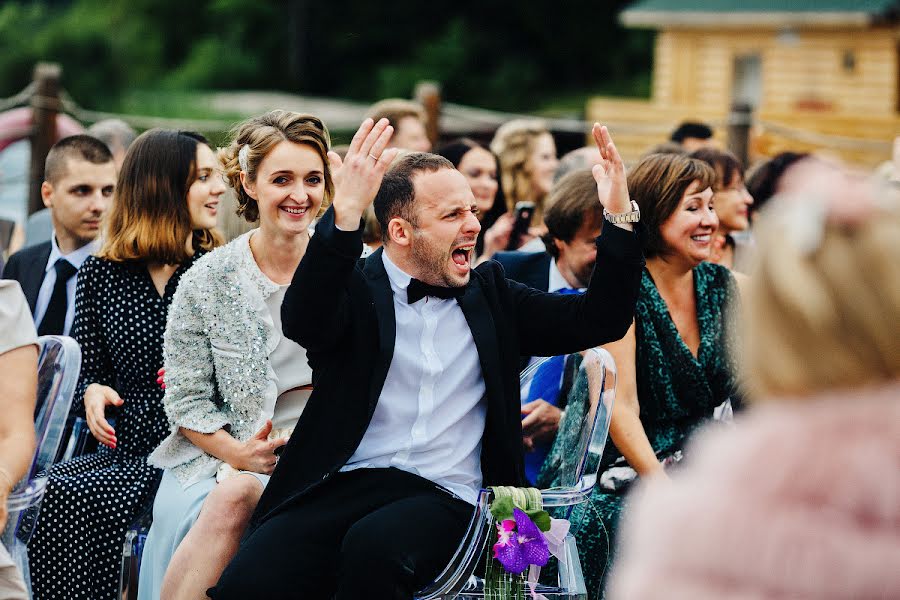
[387,217,413,247]
[552,237,565,257]
[40,181,54,209]
[240,171,257,200]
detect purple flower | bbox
[492,508,550,574]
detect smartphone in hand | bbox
[506,201,536,250]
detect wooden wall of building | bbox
[652,27,899,117]
[588,25,899,167]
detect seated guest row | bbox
[10,109,886,600]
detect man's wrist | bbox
[332,201,364,232]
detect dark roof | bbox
[621,0,899,28]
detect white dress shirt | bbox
[341,251,487,504]
[33,235,98,336]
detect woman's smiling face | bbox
[245,141,326,237]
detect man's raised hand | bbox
[330,118,401,231]
[591,124,633,226]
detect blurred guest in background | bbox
[544,153,744,598]
[0,280,38,600]
[141,111,333,600]
[691,147,754,272]
[3,135,115,336]
[669,121,715,152]
[610,170,900,600]
[554,145,601,183]
[490,118,558,248]
[365,99,431,153]
[745,151,809,224]
[28,129,223,600]
[436,137,509,261]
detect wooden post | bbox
[28,63,62,217]
[414,81,441,148]
[727,102,752,167]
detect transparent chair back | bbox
[1,335,82,596]
[416,347,616,599]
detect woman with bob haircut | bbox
[140,110,337,600]
[28,129,224,600]
[490,119,559,249]
[542,152,745,598]
[609,169,900,599]
[436,137,511,261]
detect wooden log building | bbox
[588,0,900,167]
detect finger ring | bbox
[368,153,379,161]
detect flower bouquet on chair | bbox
[485,487,571,600]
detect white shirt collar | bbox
[381,250,413,299]
[45,233,99,274]
[549,258,587,293]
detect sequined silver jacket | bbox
[148,230,287,486]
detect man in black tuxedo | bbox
[212,119,643,599]
[3,135,115,336]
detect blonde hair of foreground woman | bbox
[741,174,900,400]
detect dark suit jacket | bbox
[2,241,52,314]
[493,251,552,292]
[250,207,643,531]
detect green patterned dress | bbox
[538,261,741,598]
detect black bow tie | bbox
[407,278,466,304]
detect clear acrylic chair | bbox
[415,347,616,600]
[1,335,82,596]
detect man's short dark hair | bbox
[373,152,454,242]
[44,134,114,184]
[541,169,603,259]
[670,122,714,144]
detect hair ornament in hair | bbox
[238,144,251,173]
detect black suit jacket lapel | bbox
[538,254,551,292]
[457,276,503,410]
[362,248,396,411]
[23,243,51,313]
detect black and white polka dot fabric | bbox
[28,252,204,599]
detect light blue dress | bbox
[137,283,311,600]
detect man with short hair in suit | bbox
[212,119,643,599]
[494,169,606,476]
[3,135,115,336]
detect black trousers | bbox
[209,467,473,600]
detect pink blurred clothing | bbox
[609,382,900,600]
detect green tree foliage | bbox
[0,0,652,111]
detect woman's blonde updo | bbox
[220,110,334,222]
[742,185,900,400]
[490,118,550,210]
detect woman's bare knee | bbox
[199,475,263,533]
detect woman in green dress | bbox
[539,152,745,598]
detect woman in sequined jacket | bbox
[140,111,335,600]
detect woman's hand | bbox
[156,367,165,390]
[329,118,401,231]
[84,383,123,448]
[225,420,288,475]
[591,124,632,223]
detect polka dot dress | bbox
[28,252,204,600]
